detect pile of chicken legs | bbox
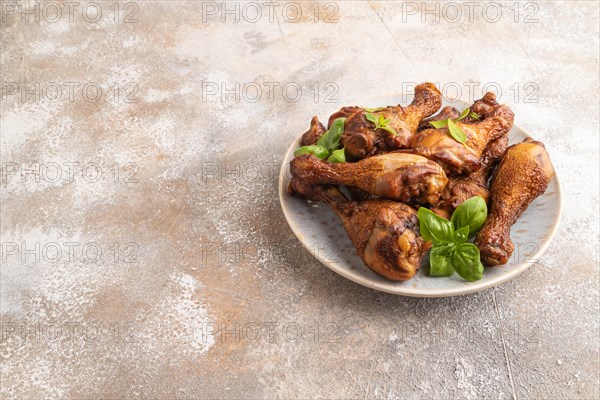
[289,83,555,281]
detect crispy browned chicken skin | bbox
[418,106,460,132]
[404,93,514,176]
[431,136,509,219]
[299,116,326,146]
[289,179,430,281]
[475,138,554,266]
[289,153,448,205]
[290,87,554,280]
[331,83,442,160]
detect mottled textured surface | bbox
[1,1,598,399]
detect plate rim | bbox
[278,97,563,297]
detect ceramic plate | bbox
[279,95,562,297]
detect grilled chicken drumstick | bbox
[475,138,555,266]
[300,116,327,146]
[289,153,448,205]
[405,93,514,176]
[431,136,509,219]
[289,178,430,281]
[418,106,460,132]
[328,83,442,160]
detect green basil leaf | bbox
[447,118,467,145]
[363,107,385,112]
[452,243,484,282]
[327,148,346,163]
[364,112,378,125]
[457,107,470,121]
[417,207,454,243]
[469,111,480,120]
[453,226,469,243]
[379,125,399,137]
[294,145,329,160]
[317,118,346,152]
[364,112,398,136]
[450,196,488,238]
[430,244,455,277]
[429,120,449,129]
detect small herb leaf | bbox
[429,119,449,129]
[430,244,455,277]
[457,107,470,121]
[425,197,487,282]
[452,243,484,281]
[379,125,398,136]
[294,145,330,159]
[297,118,347,162]
[365,112,378,125]
[453,226,469,244]
[327,148,346,163]
[365,112,398,136]
[469,111,480,120]
[363,107,385,112]
[451,196,487,238]
[430,108,475,135]
[417,208,454,244]
[317,118,346,152]
[447,118,467,145]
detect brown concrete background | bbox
[1,1,598,398]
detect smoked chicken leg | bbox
[288,179,430,281]
[330,83,442,160]
[289,153,448,205]
[299,116,327,146]
[431,136,509,219]
[475,138,555,266]
[405,93,514,176]
[418,106,460,132]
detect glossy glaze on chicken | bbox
[289,179,430,281]
[475,138,554,266]
[290,153,448,205]
[330,83,442,160]
[289,84,555,280]
[404,93,514,176]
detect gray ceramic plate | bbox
[279,95,562,297]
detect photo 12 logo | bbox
[1,242,140,264]
[200,1,340,23]
[1,321,139,343]
[1,1,140,24]
[1,82,139,104]
[200,81,339,104]
[199,161,280,183]
[399,1,540,24]
[1,161,139,184]
[401,81,539,103]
